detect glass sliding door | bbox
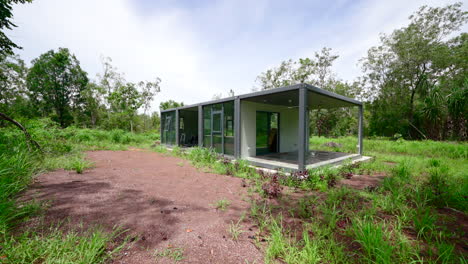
[211,110,223,153]
[256,111,279,155]
[202,101,235,156]
[161,111,176,145]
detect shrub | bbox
[261,173,282,198]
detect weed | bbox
[262,173,282,198]
[352,218,393,263]
[413,207,437,240]
[65,156,93,174]
[154,247,185,262]
[296,196,316,218]
[211,198,231,211]
[228,219,244,241]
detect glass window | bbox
[223,101,234,155]
[212,113,222,133]
[203,106,211,147]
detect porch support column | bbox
[160,112,164,144]
[358,104,363,155]
[234,97,241,159]
[298,87,308,171]
[175,109,180,146]
[198,105,203,147]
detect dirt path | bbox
[26,150,263,263]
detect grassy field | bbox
[154,137,467,263]
[1,119,466,263]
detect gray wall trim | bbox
[234,98,241,158]
[175,109,180,146]
[198,105,203,147]
[298,87,307,171]
[358,105,363,155]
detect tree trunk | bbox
[0,112,43,152]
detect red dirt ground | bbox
[24,150,263,263]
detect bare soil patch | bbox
[24,150,262,263]
[338,172,387,190]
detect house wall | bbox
[240,101,299,158]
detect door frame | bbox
[210,109,224,154]
[255,111,280,155]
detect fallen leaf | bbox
[186,229,193,232]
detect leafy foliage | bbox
[361,2,468,140]
[0,0,32,56]
[27,48,89,127]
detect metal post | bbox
[298,87,307,171]
[234,97,241,159]
[358,105,363,155]
[175,109,180,146]
[160,112,163,144]
[198,105,203,147]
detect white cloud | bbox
[10,0,464,112]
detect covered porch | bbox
[239,84,364,171]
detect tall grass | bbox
[309,136,468,159]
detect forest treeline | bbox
[255,3,467,140]
[0,2,467,140]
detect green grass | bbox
[154,247,185,262]
[211,198,231,211]
[1,226,126,264]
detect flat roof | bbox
[161,83,362,113]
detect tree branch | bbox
[0,112,43,152]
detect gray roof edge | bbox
[161,83,361,113]
[305,84,362,105]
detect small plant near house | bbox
[261,173,282,198]
[211,198,231,211]
[154,247,185,262]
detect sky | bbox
[9,0,463,112]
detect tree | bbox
[108,83,143,132]
[360,2,467,139]
[0,54,28,116]
[0,0,32,56]
[254,48,360,137]
[255,47,339,91]
[139,78,161,129]
[27,48,89,127]
[73,81,106,127]
[160,100,184,110]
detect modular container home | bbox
[161,83,364,171]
